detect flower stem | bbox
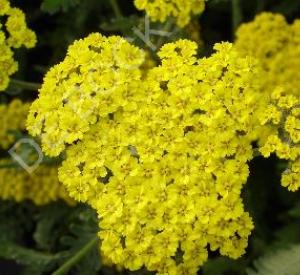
[10,79,41,91]
[109,0,123,19]
[52,236,98,275]
[232,0,243,37]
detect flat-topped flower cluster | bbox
[0,0,36,91]
[0,100,72,205]
[134,0,205,27]
[27,33,269,274]
[25,12,300,275]
[235,12,300,96]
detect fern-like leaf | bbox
[247,245,300,275]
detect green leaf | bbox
[72,246,102,275]
[0,201,35,243]
[53,237,99,275]
[61,207,97,243]
[0,241,60,269]
[41,0,80,14]
[247,244,300,275]
[50,206,101,274]
[34,204,72,251]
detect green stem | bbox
[52,236,98,275]
[232,0,243,37]
[109,0,122,19]
[10,79,41,91]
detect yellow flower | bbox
[134,0,205,27]
[259,90,300,191]
[0,99,30,149]
[28,35,268,274]
[27,33,145,157]
[0,0,36,91]
[235,12,300,96]
[0,160,73,205]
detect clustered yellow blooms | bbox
[259,89,300,192]
[235,12,300,96]
[27,34,145,157]
[0,99,72,205]
[235,12,300,192]
[27,33,270,274]
[0,0,37,91]
[134,0,205,27]
[0,160,72,205]
[0,99,30,149]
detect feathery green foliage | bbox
[247,245,300,275]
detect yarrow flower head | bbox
[0,0,37,91]
[27,33,145,157]
[134,0,205,27]
[0,99,30,149]
[27,33,270,274]
[235,12,300,96]
[0,160,73,205]
[0,99,73,205]
[259,88,300,192]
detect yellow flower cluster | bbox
[235,12,300,193]
[134,0,205,27]
[0,0,37,91]
[0,160,73,205]
[0,99,30,149]
[235,12,300,96]
[27,34,145,157]
[28,34,266,274]
[0,99,73,205]
[259,89,300,191]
